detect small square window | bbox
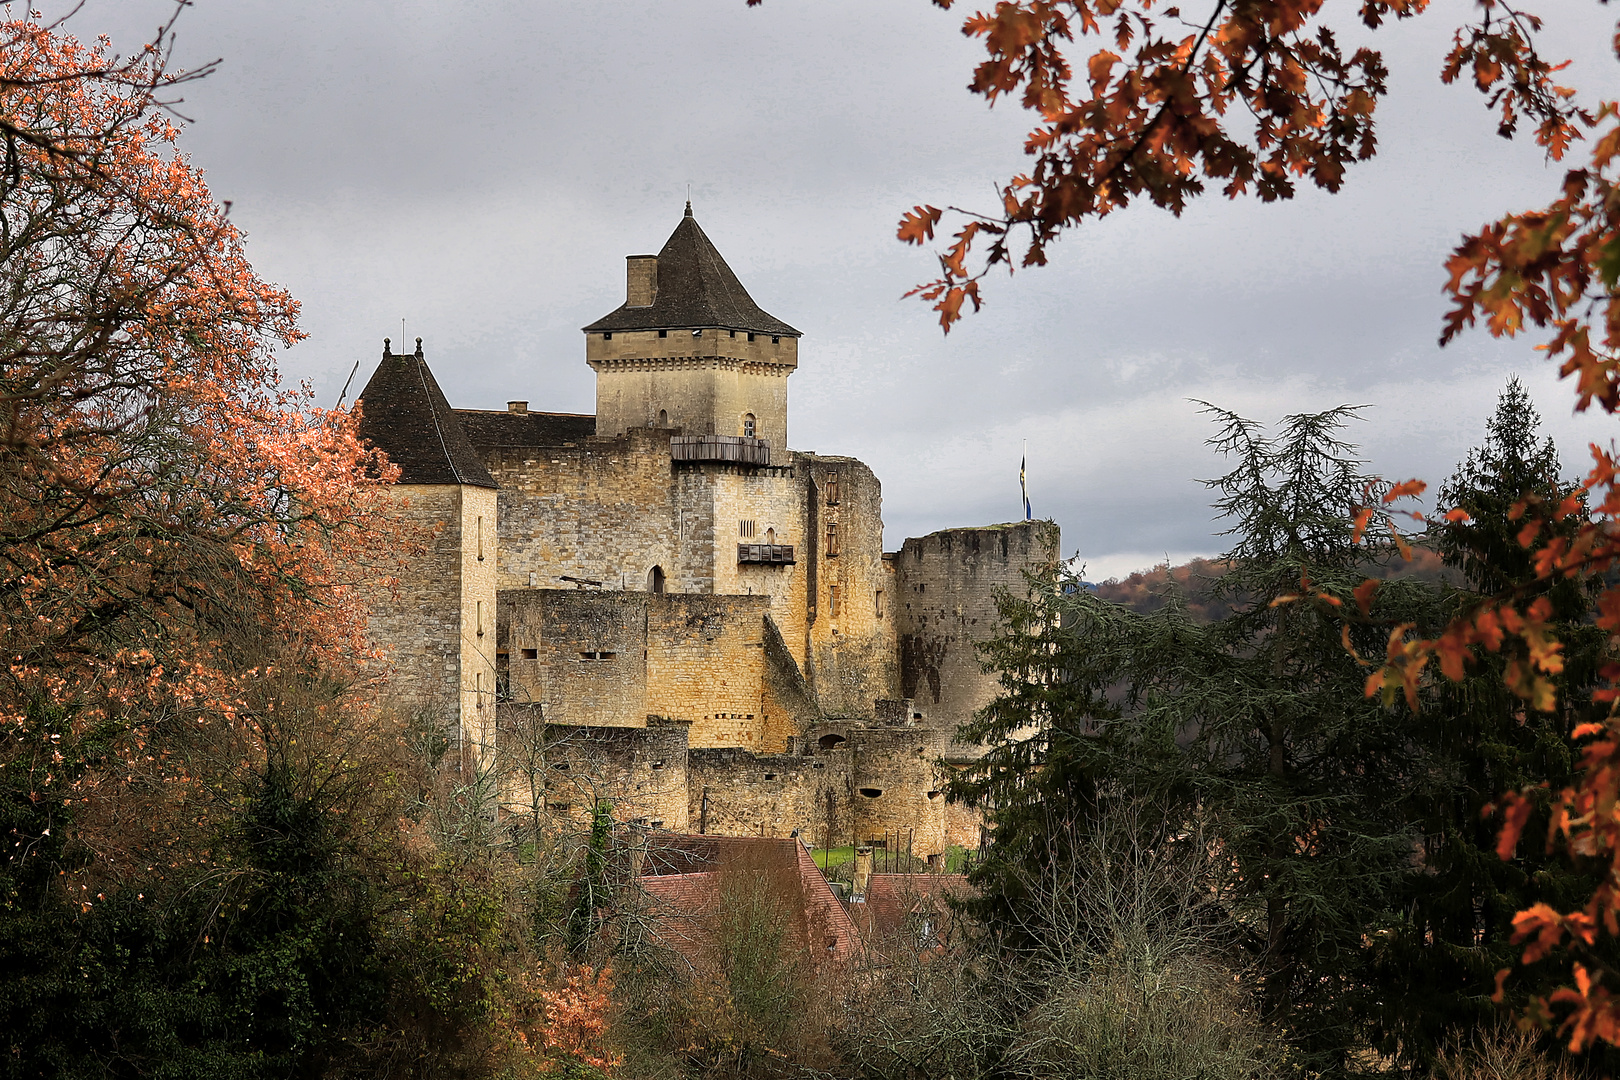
[658,329,668,338]
[747,332,755,342]
[521,648,538,660]
[603,332,612,340]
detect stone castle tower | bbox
[358,209,1059,856]
[355,338,498,769]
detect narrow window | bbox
[648,565,665,593]
[826,521,840,557]
[475,670,484,706]
[875,589,884,618]
[765,527,775,544]
[658,409,668,426]
[476,516,484,560]
[476,600,485,637]
[829,584,841,617]
[825,473,840,505]
[729,329,736,338]
[743,413,756,438]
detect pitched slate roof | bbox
[354,339,497,489]
[582,205,801,337]
[454,408,597,448]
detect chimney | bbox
[626,254,658,307]
[852,845,873,900]
[507,401,528,413]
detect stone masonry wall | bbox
[481,428,683,594]
[893,520,1060,734]
[367,484,491,762]
[460,485,499,769]
[687,745,853,846]
[497,589,777,749]
[499,590,649,728]
[495,710,692,833]
[647,594,773,749]
[587,328,797,452]
[800,455,899,718]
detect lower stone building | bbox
[356,206,1059,858]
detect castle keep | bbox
[357,205,1058,857]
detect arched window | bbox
[764,527,775,545]
[648,565,665,594]
[743,413,756,438]
[658,409,668,427]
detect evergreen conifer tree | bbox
[958,406,1439,1074]
[1366,379,1615,1070]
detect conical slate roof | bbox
[582,206,800,337]
[355,339,498,489]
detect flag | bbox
[1020,452,1031,521]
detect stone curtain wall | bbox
[495,710,692,832]
[499,590,649,728]
[894,520,1060,731]
[498,589,777,748]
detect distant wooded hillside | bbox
[1091,548,1454,624]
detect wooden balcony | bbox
[671,434,772,465]
[738,543,795,565]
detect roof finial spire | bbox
[414,336,424,358]
[383,337,392,356]
[685,183,692,217]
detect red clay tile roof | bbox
[853,873,974,946]
[637,834,857,965]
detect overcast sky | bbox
[54,0,1620,580]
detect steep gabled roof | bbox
[582,206,801,337]
[355,339,497,489]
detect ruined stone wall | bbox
[893,520,1060,732]
[687,745,853,847]
[480,428,683,594]
[495,711,691,832]
[847,727,950,858]
[647,594,774,749]
[800,456,899,718]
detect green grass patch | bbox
[812,845,854,870]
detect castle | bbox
[355,205,1058,858]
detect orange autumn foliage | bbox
[0,17,400,886]
[516,965,622,1076]
[747,0,1590,331]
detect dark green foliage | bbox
[956,405,1444,1075]
[0,712,390,1079]
[1366,379,1618,1074]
